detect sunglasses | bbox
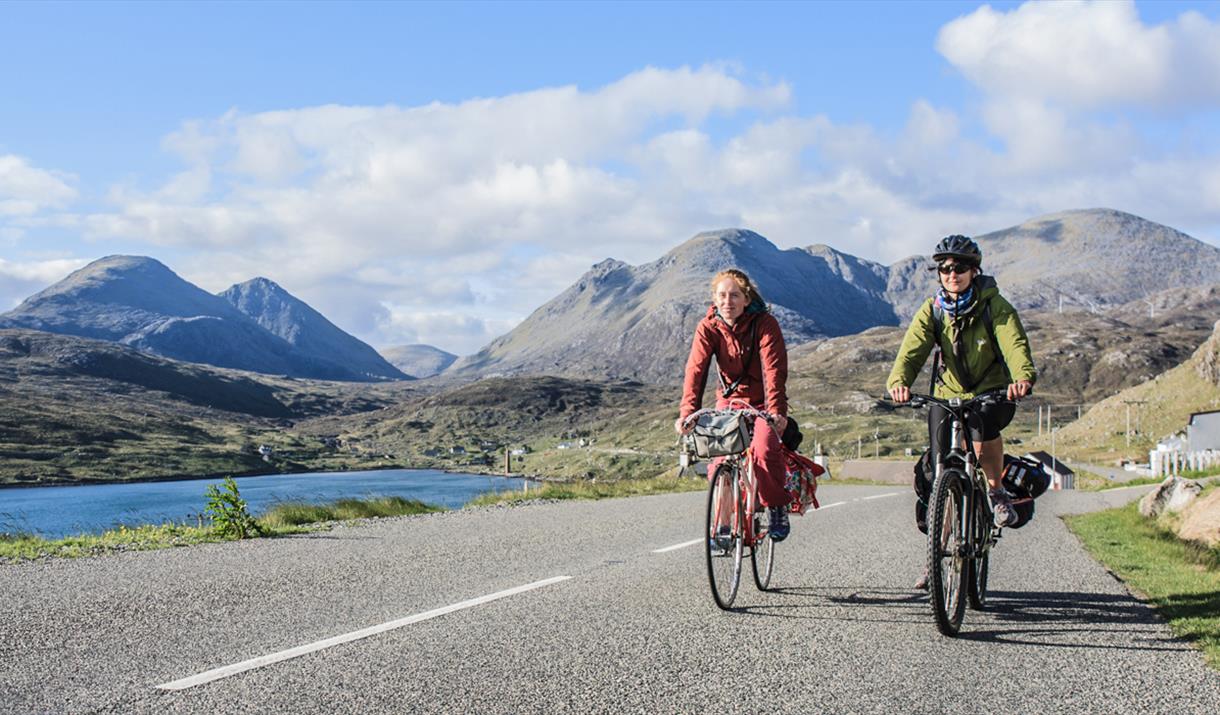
[937,263,974,275]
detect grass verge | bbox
[1065,501,1220,669]
[0,495,444,563]
[466,475,706,507]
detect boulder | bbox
[1177,488,1220,548]
[1138,477,1203,519]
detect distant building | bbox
[449,446,466,455]
[423,448,442,457]
[510,448,527,457]
[1187,410,1220,452]
[1025,451,1075,490]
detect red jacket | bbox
[680,305,788,419]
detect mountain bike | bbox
[894,390,1013,635]
[681,403,777,610]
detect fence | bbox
[1149,449,1220,478]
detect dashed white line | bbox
[860,492,903,501]
[817,501,848,509]
[156,576,572,691]
[653,538,704,553]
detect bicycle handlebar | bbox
[681,401,776,429]
[883,388,1014,412]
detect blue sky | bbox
[3,0,1220,354]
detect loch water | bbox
[0,469,533,539]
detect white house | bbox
[1187,410,1220,452]
[1025,451,1075,490]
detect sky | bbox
[3,0,1220,355]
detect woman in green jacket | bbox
[887,235,1036,546]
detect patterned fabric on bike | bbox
[783,449,823,515]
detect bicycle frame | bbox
[899,390,1010,634]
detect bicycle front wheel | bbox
[927,469,968,635]
[706,464,744,610]
[750,509,775,591]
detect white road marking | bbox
[860,492,902,501]
[653,538,704,553]
[155,576,572,691]
[817,501,848,509]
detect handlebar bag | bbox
[691,412,751,458]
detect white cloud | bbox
[937,0,1220,108]
[0,257,90,310]
[0,155,78,217]
[25,55,1217,355]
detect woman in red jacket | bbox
[675,268,793,540]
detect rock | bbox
[1139,477,1203,519]
[1177,488,1220,548]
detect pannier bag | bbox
[1001,454,1051,529]
[784,449,823,515]
[689,411,751,459]
[1002,454,1051,498]
[781,418,804,451]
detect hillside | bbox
[0,329,416,485]
[1037,320,1220,463]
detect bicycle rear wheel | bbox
[927,469,967,635]
[750,509,775,591]
[967,494,990,610]
[706,464,744,610]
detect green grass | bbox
[1065,501,1220,669]
[466,474,706,507]
[0,495,443,562]
[259,496,444,527]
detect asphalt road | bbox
[2,483,1218,714]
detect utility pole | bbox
[857,436,862,460]
[1038,405,1043,437]
[1121,400,1148,449]
[874,429,880,459]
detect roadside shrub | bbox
[204,477,263,539]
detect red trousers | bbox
[710,415,791,508]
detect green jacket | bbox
[886,276,1036,398]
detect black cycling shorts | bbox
[927,400,1015,456]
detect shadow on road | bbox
[732,585,1198,654]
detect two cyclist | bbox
[886,235,1036,587]
[675,269,793,542]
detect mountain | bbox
[0,256,404,382]
[380,345,457,378]
[448,229,899,383]
[886,209,1220,318]
[452,209,1220,383]
[221,278,408,381]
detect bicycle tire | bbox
[967,495,990,610]
[706,464,744,610]
[927,468,968,635]
[750,511,775,591]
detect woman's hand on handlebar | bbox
[770,414,788,435]
[1007,380,1033,401]
[888,385,911,404]
[675,416,693,435]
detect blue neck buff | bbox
[935,285,975,317]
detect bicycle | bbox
[680,402,778,610]
[891,389,1013,635]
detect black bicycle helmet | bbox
[932,234,982,265]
